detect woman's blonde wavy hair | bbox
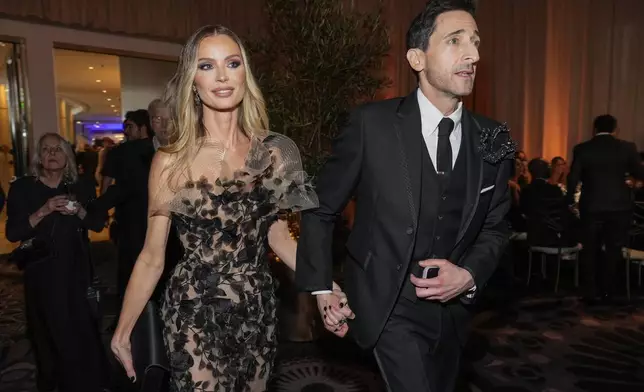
[161,25,269,187]
[30,132,78,184]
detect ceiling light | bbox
[113,109,118,113]
[75,121,82,124]
[107,98,112,101]
[102,90,107,93]
[95,121,100,124]
[110,104,115,108]
[96,79,101,83]
[88,66,94,70]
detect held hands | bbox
[409,259,474,302]
[111,334,137,382]
[316,282,355,338]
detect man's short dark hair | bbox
[551,156,565,166]
[406,0,477,51]
[528,158,550,180]
[125,109,154,138]
[593,114,617,134]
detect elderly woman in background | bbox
[6,133,109,392]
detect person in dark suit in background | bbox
[567,114,644,302]
[99,110,156,301]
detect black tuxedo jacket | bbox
[567,134,643,213]
[296,92,513,348]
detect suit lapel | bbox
[455,109,483,245]
[393,92,422,228]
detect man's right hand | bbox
[316,289,355,338]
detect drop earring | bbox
[192,85,201,106]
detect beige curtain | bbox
[475,0,644,160]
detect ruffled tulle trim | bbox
[167,132,318,218]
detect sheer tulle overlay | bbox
[156,132,317,391]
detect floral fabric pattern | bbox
[160,133,317,392]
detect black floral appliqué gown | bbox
[158,133,317,391]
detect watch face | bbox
[66,200,76,210]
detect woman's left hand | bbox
[111,334,137,382]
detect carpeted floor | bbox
[1,241,644,392]
[465,297,644,392]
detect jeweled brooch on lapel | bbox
[478,123,517,164]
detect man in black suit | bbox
[567,114,643,301]
[295,1,514,391]
[100,109,156,300]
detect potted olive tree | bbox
[251,0,390,174]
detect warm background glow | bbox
[1,0,643,161]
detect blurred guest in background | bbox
[75,136,99,188]
[522,158,578,247]
[101,109,152,194]
[95,136,115,186]
[568,114,644,302]
[101,110,155,302]
[508,157,526,232]
[6,133,108,392]
[549,156,568,193]
[516,150,531,187]
[148,98,172,149]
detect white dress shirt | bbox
[417,89,475,298]
[417,88,463,170]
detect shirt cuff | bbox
[311,290,333,295]
[465,285,477,299]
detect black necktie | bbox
[437,117,454,176]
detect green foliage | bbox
[250,0,391,174]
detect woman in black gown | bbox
[6,133,109,392]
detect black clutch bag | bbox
[131,300,170,388]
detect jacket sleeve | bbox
[295,109,364,292]
[76,180,108,232]
[459,157,513,303]
[5,180,36,243]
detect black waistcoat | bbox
[401,139,468,301]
